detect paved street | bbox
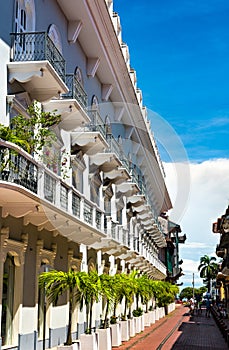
[113,305,228,350]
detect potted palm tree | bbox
[38,269,81,349]
[110,273,130,342]
[78,270,101,350]
[96,273,115,350]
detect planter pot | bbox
[134,317,141,334]
[96,328,111,350]
[155,308,159,321]
[80,332,98,350]
[120,320,129,341]
[144,312,150,327]
[110,323,121,347]
[151,310,155,324]
[57,342,80,350]
[141,315,144,331]
[128,318,135,337]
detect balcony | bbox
[0,143,38,193]
[216,244,225,258]
[63,74,87,111]
[88,110,106,138]
[0,141,106,245]
[71,130,108,156]
[70,110,109,156]
[44,74,90,131]
[9,32,68,101]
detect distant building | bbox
[213,206,229,311]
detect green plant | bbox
[77,270,102,334]
[0,102,61,155]
[110,315,118,324]
[198,255,218,292]
[0,101,65,175]
[38,269,81,346]
[132,308,143,317]
[99,273,115,329]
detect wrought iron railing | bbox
[83,201,93,225]
[10,32,66,81]
[60,184,68,211]
[72,193,81,218]
[0,145,38,193]
[96,210,102,230]
[129,163,138,184]
[105,134,120,157]
[111,221,117,239]
[138,175,146,196]
[87,110,106,138]
[44,173,56,203]
[120,152,130,173]
[63,74,88,111]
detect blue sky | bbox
[114,0,229,291]
[114,0,229,162]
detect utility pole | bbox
[192,273,195,299]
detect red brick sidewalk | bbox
[112,305,228,350]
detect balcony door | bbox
[14,0,35,56]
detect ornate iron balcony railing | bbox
[63,74,88,111]
[10,32,66,82]
[105,134,120,157]
[0,145,38,193]
[87,110,106,138]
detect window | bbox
[48,24,62,53]
[14,0,35,33]
[75,66,84,87]
[91,95,99,110]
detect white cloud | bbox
[164,158,229,289]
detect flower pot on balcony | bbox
[110,323,121,347]
[96,328,112,350]
[128,318,136,337]
[120,320,129,341]
[80,332,98,350]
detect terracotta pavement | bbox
[112,305,228,350]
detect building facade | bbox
[213,206,229,312]
[0,1,181,349]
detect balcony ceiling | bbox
[116,182,139,197]
[0,185,106,245]
[133,204,151,215]
[90,152,122,172]
[8,61,68,102]
[71,131,108,155]
[128,195,145,207]
[43,99,90,131]
[103,167,130,185]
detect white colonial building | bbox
[0,1,173,349]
